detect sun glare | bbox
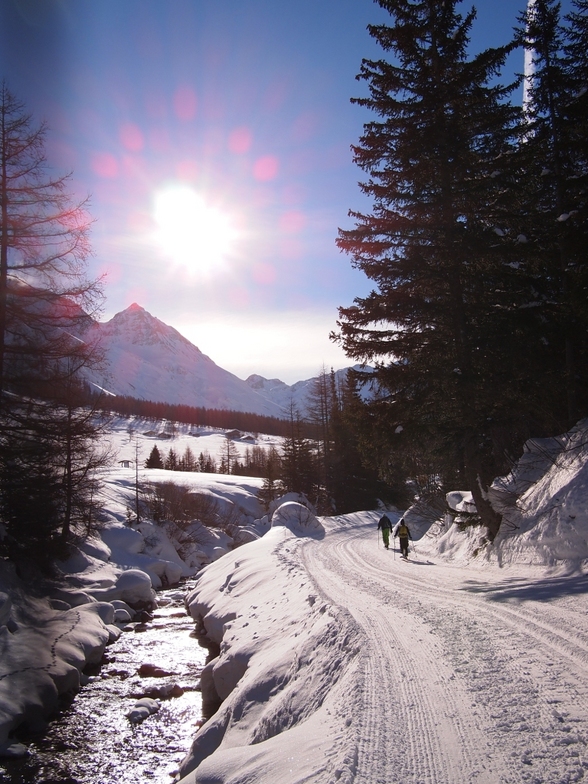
[153,185,237,273]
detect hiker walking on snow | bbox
[377,513,392,549]
[394,518,413,558]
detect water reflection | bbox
[0,584,206,784]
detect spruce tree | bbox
[164,448,178,471]
[335,0,521,539]
[145,444,164,469]
[516,0,588,425]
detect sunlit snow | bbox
[1,416,588,784]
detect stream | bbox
[0,582,207,784]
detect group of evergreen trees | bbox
[141,372,389,516]
[0,85,106,568]
[335,0,588,539]
[279,369,391,514]
[101,394,296,438]
[144,442,281,477]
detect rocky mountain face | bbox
[84,303,371,418]
[244,374,314,415]
[84,304,285,417]
[245,366,373,414]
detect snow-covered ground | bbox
[106,414,283,471]
[2,417,588,783]
[0,418,275,756]
[178,420,588,783]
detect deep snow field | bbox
[2,415,588,784]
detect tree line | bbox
[334,0,588,540]
[138,366,391,516]
[144,442,282,478]
[100,393,299,438]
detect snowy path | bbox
[303,514,588,784]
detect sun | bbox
[153,184,237,273]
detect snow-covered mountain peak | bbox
[85,304,288,417]
[84,303,372,417]
[246,374,290,392]
[100,303,197,353]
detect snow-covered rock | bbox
[446,490,476,515]
[421,419,588,570]
[101,525,145,555]
[109,569,156,606]
[126,697,160,724]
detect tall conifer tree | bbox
[335,0,521,539]
[517,0,588,425]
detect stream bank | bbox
[0,583,206,784]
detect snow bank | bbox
[0,417,279,755]
[0,563,112,753]
[419,420,588,571]
[489,419,588,570]
[179,506,360,783]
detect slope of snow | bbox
[178,506,588,783]
[85,304,286,417]
[417,418,588,570]
[0,417,274,754]
[179,506,361,784]
[105,414,283,472]
[176,420,588,783]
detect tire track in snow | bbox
[346,531,588,719]
[304,531,501,783]
[304,518,588,783]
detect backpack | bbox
[398,524,409,538]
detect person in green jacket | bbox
[394,518,413,558]
[377,514,392,549]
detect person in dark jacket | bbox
[394,518,413,558]
[377,514,392,549]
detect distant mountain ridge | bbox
[85,304,284,417]
[84,304,370,418]
[245,367,373,414]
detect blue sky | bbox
[0,0,569,382]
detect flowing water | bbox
[0,583,207,784]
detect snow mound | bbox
[180,526,360,783]
[0,563,112,748]
[270,502,324,537]
[109,569,155,605]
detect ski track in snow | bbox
[302,516,588,784]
